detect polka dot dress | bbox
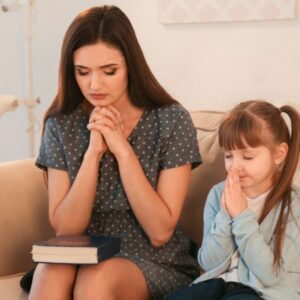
[36,103,202,299]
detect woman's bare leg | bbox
[29,263,77,300]
[74,257,151,300]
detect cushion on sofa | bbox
[180,111,226,246]
[0,274,27,300]
[0,159,53,277]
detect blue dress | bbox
[36,103,202,299]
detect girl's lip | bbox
[90,93,107,100]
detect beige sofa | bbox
[0,111,298,299]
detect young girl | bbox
[27,5,201,300]
[166,100,300,300]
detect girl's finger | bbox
[221,192,227,211]
[223,176,230,201]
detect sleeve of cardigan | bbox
[198,183,237,272]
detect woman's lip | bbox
[90,93,107,100]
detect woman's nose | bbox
[90,74,102,90]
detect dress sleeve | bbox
[159,109,202,170]
[35,117,67,171]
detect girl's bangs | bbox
[219,113,264,150]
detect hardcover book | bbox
[31,235,121,264]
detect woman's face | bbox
[73,41,129,109]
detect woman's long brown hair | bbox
[219,100,300,268]
[43,5,176,129]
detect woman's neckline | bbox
[78,103,148,140]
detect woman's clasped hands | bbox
[87,105,130,158]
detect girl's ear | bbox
[274,142,288,166]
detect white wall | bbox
[1,0,300,162]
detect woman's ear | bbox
[274,142,288,166]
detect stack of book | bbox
[31,235,121,264]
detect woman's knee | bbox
[74,258,150,300]
[74,263,114,300]
[29,263,77,300]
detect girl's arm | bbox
[197,184,237,271]
[224,170,297,286]
[232,209,288,286]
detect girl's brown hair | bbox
[219,100,300,267]
[44,5,176,126]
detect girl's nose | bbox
[231,160,242,172]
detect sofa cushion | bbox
[0,159,54,277]
[180,111,226,246]
[0,274,27,300]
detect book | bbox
[31,235,121,264]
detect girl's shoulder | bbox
[206,181,225,202]
[211,181,225,194]
[290,187,300,216]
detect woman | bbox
[28,5,201,300]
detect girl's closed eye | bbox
[242,150,256,160]
[243,155,253,160]
[224,152,232,159]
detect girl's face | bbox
[224,144,286,197]
[73,41,130,109]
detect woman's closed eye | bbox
[75,69,89,76]
[103,68,117,76]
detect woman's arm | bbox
[88,105,198,247]
[47,108,108,235]
[117,148,191,247]
[47,150,102,235]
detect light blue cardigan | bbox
[193,182,300,300]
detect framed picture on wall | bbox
[158,0,296,24]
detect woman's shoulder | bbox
[154,103,189,117]
[45,106,87,130]
[148,103,192,129]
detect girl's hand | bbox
[86,107,107,158]
[221,191,228,213]
[223,168,248,218]
[87,106,130,159]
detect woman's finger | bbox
[89,107,102,122]
[101,107,120,125]
[107,105,123,123]
[87,117,116,131]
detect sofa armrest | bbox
[0,159,54,277]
